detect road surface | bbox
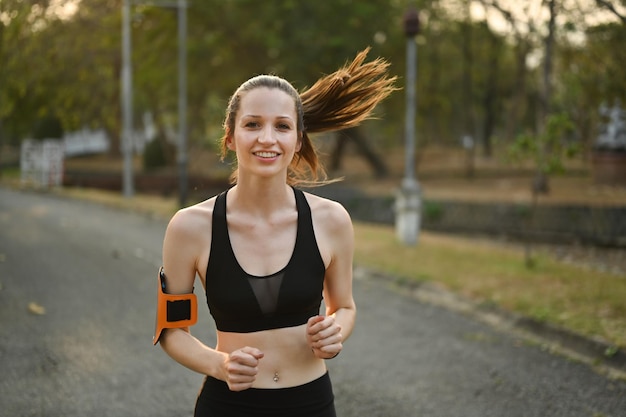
[1,187,625,417]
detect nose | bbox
[258,125,276,144]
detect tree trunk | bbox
[541,0,556,125]
[533,0,557,195]
[461,1,476,139]
[481,26,500,158]
[330,127,388,178]
[504,40,530,142]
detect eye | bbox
[276,123,291,130]
[245,121,260,128]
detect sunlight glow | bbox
[48,0,81,21]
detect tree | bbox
[0,0,56,143]
[508,112,577,266]
[557,22,626,153]
[50,0,122,151]
[329,127,389,178]
[2,0,624,188]
[477,21,505,158]
[0,0,122,148]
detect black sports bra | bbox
[205,187,326,333]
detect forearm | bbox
[159,328,226,379]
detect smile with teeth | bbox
[254,151,279,158]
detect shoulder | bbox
[164,196,217,242]
[162,195,220,283]
[303,191,352,231]
[302,191,354,276]
[303,191,353,265]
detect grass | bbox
[59,187,179,219]
[353,222,626,350]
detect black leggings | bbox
[194,372,336,417]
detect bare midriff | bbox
[216,323,327,388]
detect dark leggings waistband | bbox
[194,372,336,417]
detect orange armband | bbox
[153,267,197,345]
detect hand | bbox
[306,315,343,359]
[223,346,264,391]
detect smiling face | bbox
[227,87,302,181]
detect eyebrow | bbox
[241,115,295,121]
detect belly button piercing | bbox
[273,372,279,382]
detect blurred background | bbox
[1,0,626,241]
[2,0,626,385]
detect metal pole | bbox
[404,35,416,186]
[395,7,421,246]
[177,0,188,207]
[121,0,134,198]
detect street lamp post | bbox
[121,0,134,198]
[177,0,188,207]
[395,7,421,246]
[120,0,188,205]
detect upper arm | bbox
[313,199,355,315]
[161,207,206,294]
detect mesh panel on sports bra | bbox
[247,271,284,316]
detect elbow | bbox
[158,327,189,353]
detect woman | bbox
[155,48,396,416]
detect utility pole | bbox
[177,0,188,207]
[121,0,134,198]
[120,0,188,204]
[395,6,422,246]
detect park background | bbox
[1,0,626,372]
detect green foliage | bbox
[508,113,579,267]
[604,345,619,358]
[32,116,64,140]
[514,204,532,219]
[142,138,167,171]
[423,200,444,222]
[0,0,624,169]
[556,22,626,150]
[508,113,579,176]
[0,0,121,145]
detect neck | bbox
[228,178,294,217]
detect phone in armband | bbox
[153,267,197,345]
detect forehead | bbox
[238,87,297,119]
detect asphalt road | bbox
[1,186,625,417]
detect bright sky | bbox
[48,0,81,20]
[3,0,623,37]
[0,0,80,26]
[467,0,624,36]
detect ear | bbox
[296,132,303,152]
[226,133,236,151]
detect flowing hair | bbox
[220,47,398,186]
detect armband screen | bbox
[153,267,197,345]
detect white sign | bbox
[63,128,110,157]
[20,139,64,188]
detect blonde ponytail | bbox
[301,47,398,134]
